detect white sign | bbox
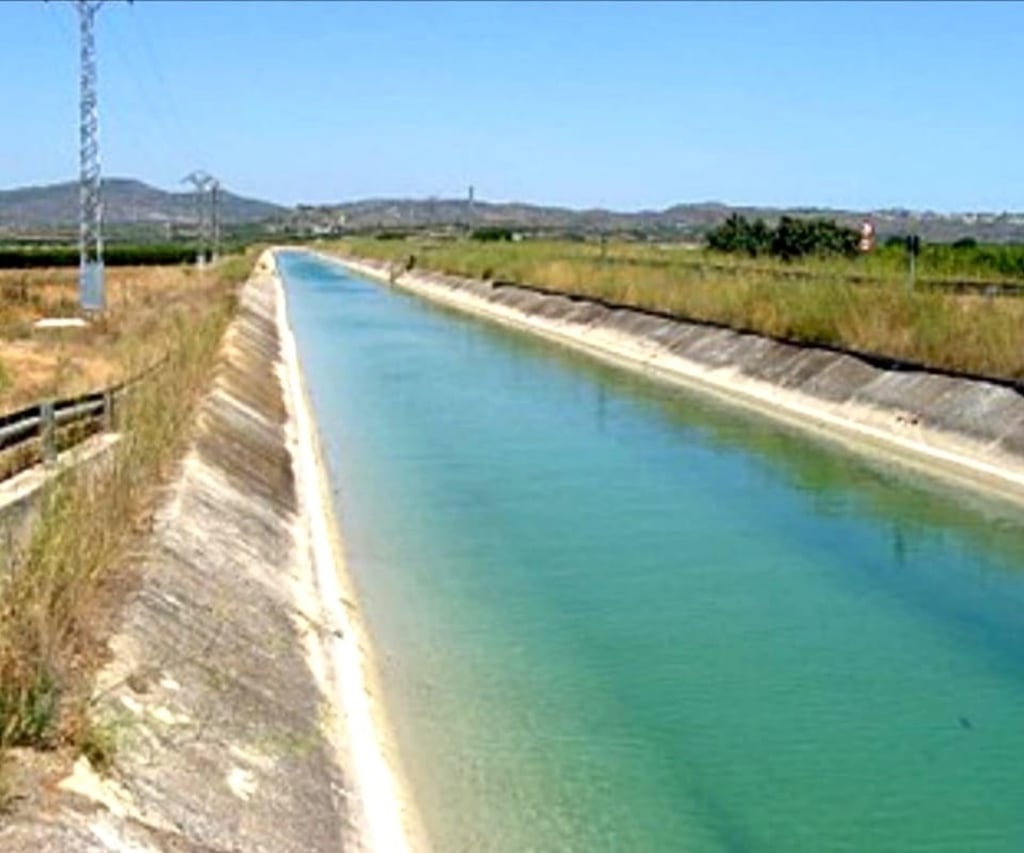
[859,219,876,253]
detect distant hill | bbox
[5,178,1024,244]
[0,178,286,231]
[292,198,1024,244]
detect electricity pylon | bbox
[182,170,217,266]
[59,0,129,310]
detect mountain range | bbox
[0,178,284,232]
[310,199,1024,243]
[4,178,1024,243]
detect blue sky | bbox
[3,0,1023,212]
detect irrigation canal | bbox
[279,250,1024,852]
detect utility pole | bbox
[906,233,921,292]
[59,0,130,311]
[467,184,475,232]
[210,178,221,262]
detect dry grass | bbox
[0,251,252,771]
[336,238,1024,382]
[0,258,252,415]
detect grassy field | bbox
[0,254,254,415]
[334,237,1024,383]
[0,251,253,788]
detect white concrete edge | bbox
[0,432,122,512]
[269,254,415,853]
[333,253,1024,506]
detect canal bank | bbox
[336,253,1024,504]
[2,253,417,852]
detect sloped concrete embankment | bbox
[0,259,411,851]
[341,255,1024,501]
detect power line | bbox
[45,0,77,55]
[102,12,184,175]
[49,0,172,240]
[127,5,202,169]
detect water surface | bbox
[280,251,1024,852]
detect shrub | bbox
[707,214,859,261]
[706,213,772,257]
[471,227,515,242]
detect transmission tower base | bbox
[80,260,106,312]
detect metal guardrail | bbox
[0,355,167,470]
[1,390,112,462]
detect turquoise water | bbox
[279,251,1024,852]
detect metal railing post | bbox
[40,400,57,464]
[102,388,114,431]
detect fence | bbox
[0,357,166,479]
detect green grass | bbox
[334,237,1024,382]
[77,712,124,775]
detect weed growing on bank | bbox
[0,255,247,769]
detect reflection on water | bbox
[280,250,1024,853]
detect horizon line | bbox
[2,176,1023,219]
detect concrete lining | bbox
[0,433,121,566]
[1,257,415,851]
[336,254,1024,505]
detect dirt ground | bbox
[0,261,246,415]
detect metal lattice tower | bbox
[182,170,218,266]
[76,0,107,311]
[182,171,207,265]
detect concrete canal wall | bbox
[0,434,120,568]
[2,254,415,852]
[338,254,1024,503]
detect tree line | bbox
[0,243,234,269]
[706,213,860,261]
